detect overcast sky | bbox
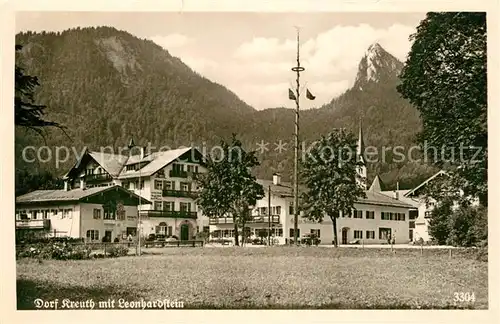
[16,12,426,110]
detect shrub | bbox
[107,245,129,258]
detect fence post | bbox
[449,248,452,259]
[420,242,423,256]
[104,243,107,256]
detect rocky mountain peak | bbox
[354,42,403,87]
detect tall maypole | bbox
[291,27,304,245]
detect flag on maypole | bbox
[288,88,297,100]
[306,88,316,100]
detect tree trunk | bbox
[233,220,239,246]
[331,215,338,247]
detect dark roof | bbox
[16,185,151,205]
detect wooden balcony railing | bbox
[85,173,113,182]
[169,170,188,178]
[141,210,197,219]
[162,189,198,198]
[15,219,51,229]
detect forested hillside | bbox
[15,27,437,191]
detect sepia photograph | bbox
[1,0,497,321]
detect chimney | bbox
[80,177,86,190]
[273,173,281,186]
[393,181,400,200]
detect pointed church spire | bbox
[369,175,385,192]
[357,118,365,159]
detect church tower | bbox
[356,119,367,190]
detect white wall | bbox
[16,203,81,238]
[79,203,138,241]
[209,197,411,245]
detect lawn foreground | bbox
[16,246,488,309]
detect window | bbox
[353,210,363,219]
[43,210,49,219]
[194,166,199,173]
[289,228,300,238]
[289,205,294,215]
[154,180,163,190]
[311,229,321,238]
[86,230,99,241]
[346,210,352,218]
[135,180,144,190]
[180,182,190,191]
[51,209,58,217]
[424,211,432,218]
[180,202,191,212]
[168,226,173,236]
[409,221,415,229]
[381,212,390,220]
[354,230,363,239]
[154,201,162,211]
[366,231,375,239]
[163,201,174,211]
[389,212,395,221]
[187,165,193,173]
[379,228,392,240]
[63,209,72,219]
[156,225,166,235]
[93,209,101,219]
[365,211,375,219]
[401,213,406,221]
[32,210,38,220]
[164,181,173,190]
[103,207,115,220]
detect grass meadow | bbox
[16,246,488,309]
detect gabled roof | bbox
[89,151,128,177]
[257,179,295,198]
[257,178,413,208]
[404,170,449,198]
[64,147,204,181]
[362,190,413,208]
[117,147,197,179]
[16,185,151,205]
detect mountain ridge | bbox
[15,26,437,190]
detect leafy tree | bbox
[195,135,264,246]
[447,205,487,247]
[398,12,487,205]
[427,200,453,245]
[15,45,64,137]
[300,128,366,247]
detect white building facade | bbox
[15,185,148,242]
[60,146,209,241]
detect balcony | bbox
[162,189,198,198]
[140,210,197,219]
[209,215,280,225]
[15,219,51,230]
[85,173,113,183]
[169,170,188,178]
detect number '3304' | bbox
[454,292,475,302]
